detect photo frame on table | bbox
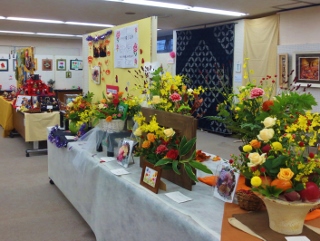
[70,59,83,70]
[213,163,239,203]
[116,138,135,168]
[56,59,66,71]
[140,161,162,194]
[278,53,288,88]
[0,59,9,71]
[294,52,320,84]
[42,59,53,71]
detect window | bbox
[157,35,173,53]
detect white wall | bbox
[278,6,320,112]
[0,35,83,90]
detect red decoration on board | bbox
[141,58,145,64]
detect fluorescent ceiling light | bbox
[190,7,246,16]
[104,0,246,16]
[105,0,190,10]
[66,22,114,27]
[6,17,63,24]
[36,32,76,37]
[0,16,5,19]
[0,30,35,35]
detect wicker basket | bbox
[236,190,264,211]
[98,119,125,133]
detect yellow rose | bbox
[152,95,161,104]
[251,176,262,187]
[247,152,266,167]
[257,128,274,142]
[262,117,277,128]
[271,141,283,151]
[277,168,294,181]
[163,128,175,138]
[133,128,142,137]
[243,145,252,152]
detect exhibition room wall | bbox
[0,36,83,90]
[278,5,320,112]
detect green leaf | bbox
[184,164,198,182]
[154,158,171,167]
[188,161,213,174]
[294,183,305,192]
[172,160,181,175]
[179,137,196,157]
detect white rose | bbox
[67,102,74,108]
[263,117,277,128]
[163,128,175,137]
[98,103,105,109]
[187,88,193,94]
[257,128,274,142]
[247,153,267,167]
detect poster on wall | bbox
[114,24,138,68]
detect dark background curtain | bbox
[176,23,235,135]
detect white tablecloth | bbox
[47,129,224,241]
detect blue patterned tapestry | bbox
[176,24,234,134]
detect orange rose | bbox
[106,116,113,122]
[100,98,107,104]
[142,140,151,149]
[250,139,261,149]
[262,100,274,111]
[147,133,156,143]
[118,91,124,97]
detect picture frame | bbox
[213,163,239,203]
[42,59,53,71]
[0,59,9,71]
[294,52,320,84]
[91,66,101,85]
[140,161,162,194]
[13,59,17,71]
[66,71,72,78]
[116,138,135,168]
[70,59,83,70]
[278,53,288,88]
[56,59,66,71]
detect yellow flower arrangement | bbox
[133,114,212,182]
[132,67,205,115]
[65,92,95,128]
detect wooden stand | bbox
[140,107,198,190]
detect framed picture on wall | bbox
[91,66,101,85]
[42,59,53,71]
[294,52,320,84]
[56,59,66,71]
[0,59,9,71]
[66,71,72,78]
[278,54,288,88]
[70,59,83,70]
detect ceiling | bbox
[1,0,320,38]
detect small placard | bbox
[110,168,130,176]
[165,191,192,203]
[47,105,53,109]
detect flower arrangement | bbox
[65,92,95,128]
[92,91,127,125]
[133,114,212,181]
[213,59,320,202]
[207,59,314,143]
[131,66,205,115]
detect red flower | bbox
[113,98,120,105]
[166,149,179,160]
[309,152,315,158]
[261,144,271,153]
[229,159,234,164]
[299,141,304,147]
[262,100,274,111]
[260,167,266,173]
[155,145,168,154]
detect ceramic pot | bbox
[258,194,320,235]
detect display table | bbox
[14,111,59,156]
[0,96,14,137]
[47,131,224,241]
